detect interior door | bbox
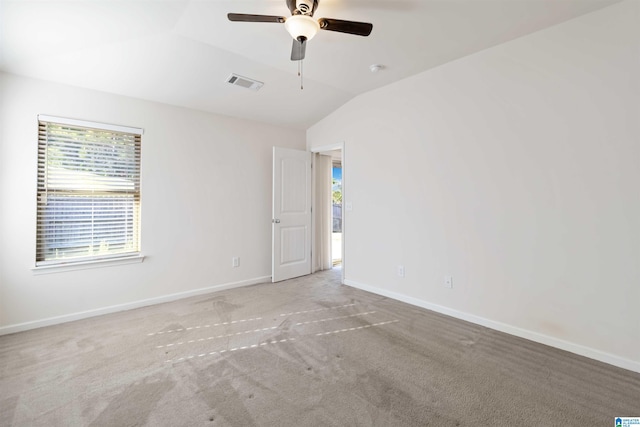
[272,147,312,282]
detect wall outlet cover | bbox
[444,276,453,288]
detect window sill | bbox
[31,254,145,275]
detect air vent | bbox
[226,73,264,91]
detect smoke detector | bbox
[226,73,264,91]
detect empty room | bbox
[1,0,639,425]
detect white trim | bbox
[38,114,144,135]
[311,153,317,274]
[310,142,344,154]
[32,254,145,275]
[0,275,271,336]
[343,278,640,374]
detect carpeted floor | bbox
[1,268,639,426]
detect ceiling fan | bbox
[228,0,373,61]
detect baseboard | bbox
[0,275,271,336]
[344,278,640,374]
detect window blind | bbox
[36,117,142,266]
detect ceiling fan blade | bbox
[318,18,373,36]
[291,39,307,61]
[227,13,286,23]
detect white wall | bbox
[308,0,640,371]
[0,73,305,331]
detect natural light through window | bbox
[35,115,142,267]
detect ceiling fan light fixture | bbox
[285,15,319,41]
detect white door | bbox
[272,147,312,282]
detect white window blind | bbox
[36,117,142,266]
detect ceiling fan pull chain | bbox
[301,59,304,90]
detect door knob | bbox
[272,219,281,223]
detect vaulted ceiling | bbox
[0,0,620,129]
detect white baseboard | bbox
[344,278,640,374]
[0,276,271,336]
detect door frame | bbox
[311,142,345,284]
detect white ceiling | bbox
[0,0,620,130]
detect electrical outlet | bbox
[397,265,405,278]
[444,275,453,289]
[232,257,240,268]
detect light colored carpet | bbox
[1,269,639,426]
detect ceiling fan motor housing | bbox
[287,0,317,16]
[297,0,312,13]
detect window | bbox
[36,115,142,267]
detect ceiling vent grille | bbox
[226,73,264,91]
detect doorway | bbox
[311,144,344,282]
